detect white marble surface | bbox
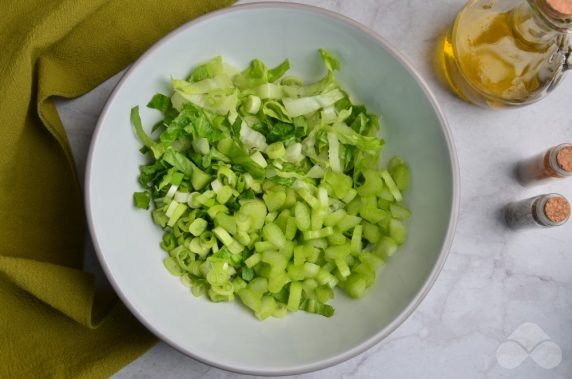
[56,1,572,378]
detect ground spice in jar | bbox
[505,194,571,229]
[544,196,571,224]
[517,143,572,186]
[556,146,572,173]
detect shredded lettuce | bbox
[131,50,411,320]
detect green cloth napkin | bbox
[0,0,234,377]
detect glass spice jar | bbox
[517,143,572,185]
[505,193,571,229]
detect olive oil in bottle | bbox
[440,0,572,107]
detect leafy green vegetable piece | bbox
[267,59,290,82]
[319,49,340,72]
[188,56,223,82]
[133,191,151,209]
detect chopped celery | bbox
[131,50,411,320]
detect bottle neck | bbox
[528,0,572,33]
[511,1,568,47]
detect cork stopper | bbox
[543,196,571,223]
[556,146,572,172]
[546,0,572,17]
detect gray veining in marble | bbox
[56,1,572,378]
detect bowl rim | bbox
[85,1,460,376]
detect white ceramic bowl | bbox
[86,2,459,375]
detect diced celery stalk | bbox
[296,188,320,209]
[389,219,407,245]
[311,238,328,249]
[363,222,381,244]
[351,225,363,253]
[303,278,319,294]
[261,211,274,225]
[248,277,268,294]
[375,236,398,257]
[240,200,267,231]
[346,197,361,215]
[390,164,410,191]
[325,243,351,260]
[268,273,290,293]
[189,218,208,236]
[335,258,351,278]
[287,281,303,311]
[216,185,234,204]
[326,171,352,199]
[255,296,277,320]
[294,202,311,231]
[235,231,251,246]
[303,262,320,278]
[245,253,261,268]
[324,209,346,227]
[263,223,287,249]
[207,204,228,219]
[214,213,237,235]
[344,274,367,298]
[303,227,334,240]
[311,207,325,230]
[275,209,291,232]
[378,187,394,201]
[353,264,376,287]
[307,249,322,265]
[263,191,286,212]
[254,241,275,253]
[390,204,412,220]
[282,188,297,209]
[280,241,293,262]
[316,269,338,288]
[238,288,261,311]
[266,142,286,159]
[318,187,329,207]
[341,188,358,204]
[360,196,387,224]
[327,232,347,246]
[315,285,334,303]
[287,264,305,281]
[377,198,391,210]
[232,277,248,291]
[360,253,384,271]
[262,250,288,271]
[336,215,362,232]
[191,166,212,191]
[293,245,306,265]
[273,303,288,318]
[285,217,298,240]
[357,170,384,197]
[381,170,403,202]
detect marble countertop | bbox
[56,1,572,378]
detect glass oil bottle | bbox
[439,0,572,107]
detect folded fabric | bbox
[0,0,234,377]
